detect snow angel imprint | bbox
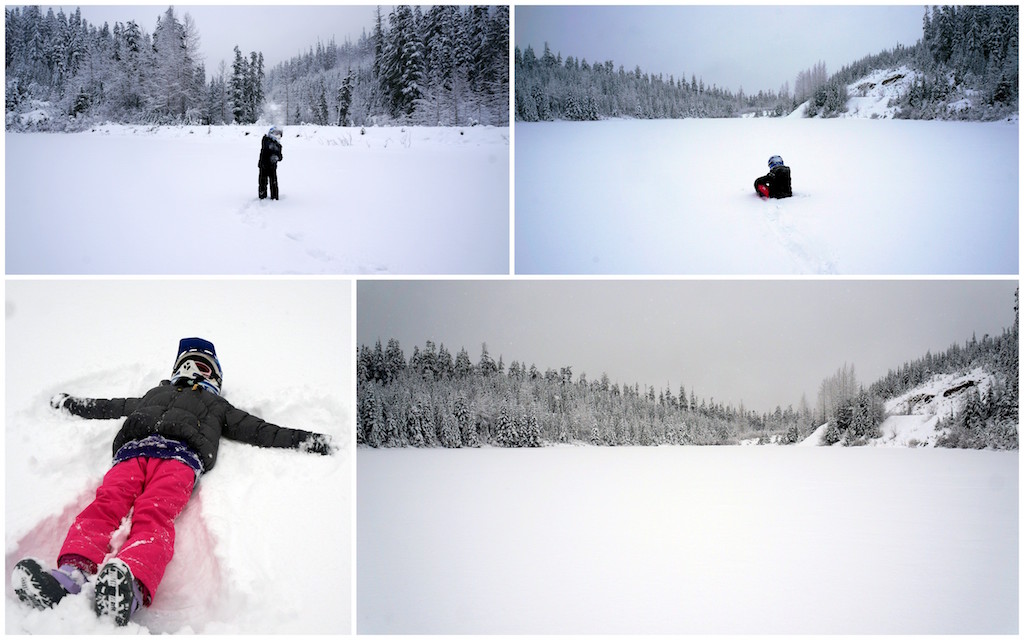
[10,337,335,627]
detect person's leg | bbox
[58,459,147,574]
[269,166,279,200]
[259,165,268,199]
[114,458,195,605]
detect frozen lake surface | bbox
[515,118,1018,275]
[358,446,1018,634]
[6,125,509,275]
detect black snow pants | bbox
[259,165,279,200]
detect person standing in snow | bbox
[11,337,335,627]
[754,155,792,199]
[258,126,284,200]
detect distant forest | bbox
[515,4,1018,121]
[357,293,1018,450]
[5,4,509,130]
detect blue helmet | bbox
[268,126,283,139]
[171,337,223,395]
[768,155,784,170]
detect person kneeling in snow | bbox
[754,155,792,199]
[258,126,284,200]
[11,337,335,626]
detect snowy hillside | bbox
[515,117,1017,275]
[6,124,509,275]
[359,446,1018,634]
[789,67,921,119]
[5,280,352,634]
[799,367,998,447]
[795,66,1016,121]
[841,66,920,119]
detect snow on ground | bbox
[515,117,1017,274]
[358,446,1017,634]
[5,124,509,275]
[800,367,998,447]
[5,280,352,634]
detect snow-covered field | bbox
[515,117,1018,274]
[6,124,509,275]
[5,280,352,633]
[358,446,1017,634]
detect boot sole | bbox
[11,558,67,610]
[94,561,136,626]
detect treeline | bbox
[6,4,509,130]
[265,5,509,127]
[897,5,1017,120]
[5,5,222,127]
[515,5,1017,122]
[357,339,817,449]
[358,294,1018,450]
[515,43,793,121]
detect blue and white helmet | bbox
[768,155,784,170]
[268,126,283,139]
[171,337,223,395]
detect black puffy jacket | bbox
[754,165,793,198]
[258,135,283,169]
[57,379,326,472]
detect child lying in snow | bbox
[11,337,335,626]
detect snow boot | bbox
[93,559,142,626]
[11,558,86,610]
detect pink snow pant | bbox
[59,457,196,605]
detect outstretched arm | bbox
[50,393,140,419]
[223,406,336,455]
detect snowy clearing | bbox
[6,124,509,275]
[358,446,1017,634]
[515,118,1017,274]
[5,280,352,634]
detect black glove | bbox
[301,433,336,456]
[50,393,70,411]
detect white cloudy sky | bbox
[49,4,386,71]
[358,280,1019,414]
[515,5,926,94]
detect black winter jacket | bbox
[258,135,283,169]
[754,165,792,198]
[56,379,326,473]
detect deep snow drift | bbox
[515,117,1017,274]
[358,446,1017,634]
[6,124,509,275]
[5,280,352,634]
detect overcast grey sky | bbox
[515,5,925,94]
[358,280,1018,413]
[51,5,385,72]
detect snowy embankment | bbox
[359,446,1017,634]
[800,367,997,447]
[515,117,1017,275]
[5,280,352,634]
[6,124,509,275]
